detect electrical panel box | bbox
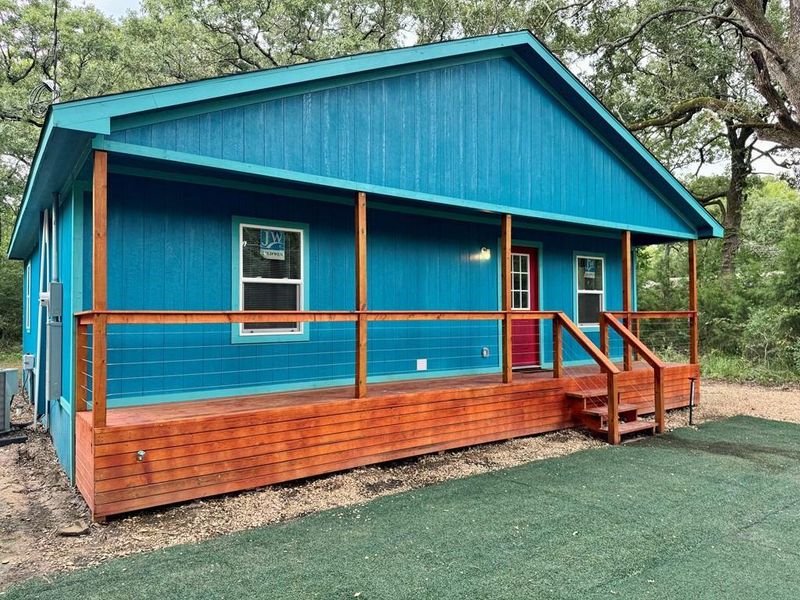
[46,280,63,401]
[46,321,62,401]
[48,281,63,319]
[1,368,18,434]
[22,354,35,371]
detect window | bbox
[511,253,531,310]
[25,263,31,332]
[238,221,305,336]
[576,255,604,326]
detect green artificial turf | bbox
[6,416,800,599]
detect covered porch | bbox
[73,150,702,518]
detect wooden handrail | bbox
[604,310,695,319]
[602,314,665,434]
[602,315,666,369]
[75,310,562,325]
[557,312,621,444]
[76,308,622,440]
[555,313,619,375]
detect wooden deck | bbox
[76,362,699,518]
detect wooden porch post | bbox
[688,239,699,364]
[355,192,368,398]
[621,231,633,370]
[501,214,512,384]
[654,366,666,434]
[552,318,563,378]
[599,315,609,356]
[92,150,108,428]
[607,371,620,445]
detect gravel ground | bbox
[1,380,798,591]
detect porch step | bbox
[603,420,657,436]
[578,402,639,434]
[581,403,639,419]
[566,388,608,400]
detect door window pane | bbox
[511,252,531,310]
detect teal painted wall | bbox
[21,246,39,357]
[48,191,75,480]
[92,172,621,406]
[109,56,693,238]
[19,199,74,479]
[21,243,39,404]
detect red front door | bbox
[510,247,540,368]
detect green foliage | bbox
[701,352,800,386]
[0,159,24,347]
[638,176,800,384]
[0,346,21,369]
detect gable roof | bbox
[8,30,722,259]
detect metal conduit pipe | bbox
[33,209,49,429]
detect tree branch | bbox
[625,97,754,131]
[695,189,728,204]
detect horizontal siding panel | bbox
[75,364,697,518]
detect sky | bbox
[85,0,140,18]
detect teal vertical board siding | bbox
[21,245,39,357]
[20,203,74,477]
[513,230,622,365]
[98,172,621,406]
[32,223,47,415]
[21,244,40,401]
[101,173,501,404]
[48,191,74,479]
[82,191,92,308]
[110,56,693,237]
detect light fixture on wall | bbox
[470,246,492,262]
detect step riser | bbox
[577,407,654,438]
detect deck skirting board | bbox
[75,364,700,517]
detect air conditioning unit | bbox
[1,368,19,434]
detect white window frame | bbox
[25,262,31,332]
[575,254,605,328]
[238,222,305,337]
[511,252,532,311]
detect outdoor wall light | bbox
[479,247,491,260]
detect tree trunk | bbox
[720,122,753,275]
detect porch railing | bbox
[74,309,623,442]
[600,310,699,434]
[603,311,698,366]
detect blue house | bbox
[8,31,720,519]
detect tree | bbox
[555,0,800,274]
[597,1,800,149]
[138,0,411,72]
[0,1,130,348]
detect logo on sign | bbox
[584,259,596,279]
[259,229,285,260]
